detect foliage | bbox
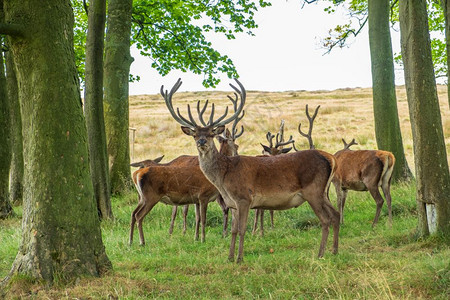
[72,0,88,86]
[315,0,447,80]
[72,0,271,88]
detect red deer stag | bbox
[294,105,395,227]
[161,78,340,262]
[129,99,243,245]
[332,139,395,226]
[254,120,295,236]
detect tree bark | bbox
[0,0,13,219]
[441,0,450,109]
[104,0,133,195]
[1,0,111,283]
[368,0,413,182]
[5,40,23,206]
[399,0,450,236]
[84,0,113,219]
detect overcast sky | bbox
[128,1,404,95]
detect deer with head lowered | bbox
[253,120,295,236]
[161,78,340,262]
[129,97,244,245]
[295,105,395,227]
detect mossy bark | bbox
[399,0,450,236]
[0,0,13,219]
[84,0,112,219]
[368,0,413,182]
[2,0,111,282]
[104,0,133,195]
[5,40,23,206]
[441,0,450,109]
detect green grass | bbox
[1,182,449,299]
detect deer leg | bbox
[334,184,347,224]
[228,208,238,262]
[200,200,208,243]
[252,209,260,235]
[270,210,274,229]
[259,209,265,237]
[369,187,384,227]
[216,195,229,238]
[169,206,177,235]
[381,182,393,226]
[182,205,189,235]
[322,197,340,255]
[236,203,250,264]
[135,200,158,246]
[308,200,332,258]
[129,199,144,245]
[194,203,200,241]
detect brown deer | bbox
[332,139,395,226]
[161,78,340,262]
[294,105,395,227]
[129,99,243,245]
[254,120,295,236]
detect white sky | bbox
[129,1,404,95]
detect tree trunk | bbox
[84,0,113,219]
[1,0,111,283]
[5,39,23,206]
[368,0,413,182]
[104,0,133,195]
[442,0,450,109]
[399,0,450,236]
[0,9,13,218]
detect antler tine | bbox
[211,78,246,128]
[266,131,275,148]
[275,135,295,148]
[197,100,209,126]
[231,110,245,140]
[160,78,196,128]
[298,104,320,150]
[342,138,358,149]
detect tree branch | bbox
[0,23,26,37]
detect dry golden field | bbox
[129,84,450,171]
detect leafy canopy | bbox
[72,0,271,87]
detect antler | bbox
[298,104,320,150]
[228,92,245,140]
[274,133,295,148]
[342,138,358,150]
[161,78,246,129]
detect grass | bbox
[1,183,449,299]
[1,85,449,298]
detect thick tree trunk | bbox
[2,0,111,282]
[0,1,13,219]
[84,0,113,219]
[399,0,450,236]
[104,0,133,195]
[442,0,450,109]
[5,40,23,206]
[368,0,413,182]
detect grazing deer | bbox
[129,99,243,245]
[254,120,295,236]
[332,139,395,226]
[161,78,340,262]
[294,105,395,227]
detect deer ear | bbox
[225,128,231,138]
[281,147,292,154]
[181,126,195,136]
[261,143,271,154]
[216,136,225,143]
[153,155,164,163]
[213,125,225,135]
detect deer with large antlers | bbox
[295,105,395,227]
[129,97,243,245]
[253,120,295,236]
[332,139,395,226]
[161,78,340,262]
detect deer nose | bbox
[198,139,207,146]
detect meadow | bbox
[1,85,449,299]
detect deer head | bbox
[260,120,294,155]
[160,78,246,156]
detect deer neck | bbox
[197,144,227,186]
